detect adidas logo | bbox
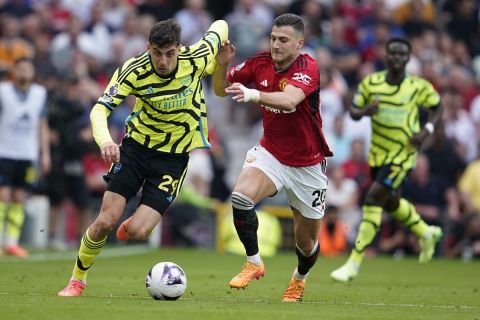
[260,80,268,87]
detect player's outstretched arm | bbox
[225,83,305,112]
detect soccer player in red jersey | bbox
[213,13,332,302]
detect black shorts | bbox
[371,164,411,191]
[103,137,189,215]
[47,173,90,208]
[0,158,36,189]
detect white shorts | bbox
[243,145,328,219]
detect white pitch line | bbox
[0,292,478,310]
[0,245,154,262]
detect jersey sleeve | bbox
[227,59,255,85]
[352,76,370,109]
[186,20,228,70]
[90,60,136,147]
[287,61,319,96]
[95,62,136,113]
[417,79,440,108]
[203,59,217,77]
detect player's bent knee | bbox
[127,226,151,241]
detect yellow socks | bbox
[391,199,429,238]
[72,229,107,282]
[6,203,25,246]
[349,205,382,265]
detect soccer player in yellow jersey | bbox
[330,37,443,282]
[58,18,229,297]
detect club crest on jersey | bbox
[279,78,289,91]
[113,163,122,174]
[180,75,192,86]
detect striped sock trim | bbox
[82,230,107,250]
[231,192,255,210]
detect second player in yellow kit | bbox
[330,37,444,283]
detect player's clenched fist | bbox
[100,141,120,163]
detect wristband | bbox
[239,85,260,103]
[425,122,435,134]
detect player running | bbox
[58,18,229,297]
[213,13,332,302]
[330,37,443,283]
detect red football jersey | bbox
[228,51,332,167]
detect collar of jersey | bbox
[148,53,179,79]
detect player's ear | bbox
[297,37,304,50]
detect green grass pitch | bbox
[0,246,479,320]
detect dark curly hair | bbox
[149,19,181,47]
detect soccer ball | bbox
[145,262,187,300]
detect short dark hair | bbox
[386,37,411,53]
[149,19,181,47]
[274,13,304,36]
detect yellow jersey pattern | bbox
[94,28,225,154]
[352,71,440,169]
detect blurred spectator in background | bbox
[442,0,480,56]
[0,14,34,78]
[448,213,480,260]
[319,204,348,257]
[83,0,113,64]
[137,0,174,22]
[318,65,344,137]
[174,0,212,46]
[458,156,480,216]
[327,15,361,87]
[0,58,50,257]
[0,0,33,18]
[325,115,351,166]
[225,0,273,62]
[111,11,149,65]
[442,87,478,163]
[325,165,361,247]
[394,0,435,38]
[341,138,371,203]
[47,74,92,248]
[403,154,448,227]
[49,15,96,73]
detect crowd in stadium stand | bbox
[0,0,479,260]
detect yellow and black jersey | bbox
[91,20,228,154]
[352,70,440,169]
